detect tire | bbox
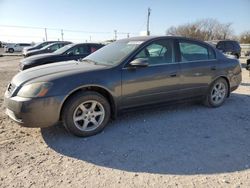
[8,48,14,53]
[204,78,229,107]
[62,91,111,137]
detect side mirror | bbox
[129,58,149,68]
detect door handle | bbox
[211,66,217,70]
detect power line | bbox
[0,24,137,35]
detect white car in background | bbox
[4,43,32,53]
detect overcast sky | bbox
[0,0,249,43]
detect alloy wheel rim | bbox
[73,100,105,132]
[211,82,226,105]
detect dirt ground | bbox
[0,56,250,188]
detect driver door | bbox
[121,39,181,108]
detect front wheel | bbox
[204,78,229,107]
[62,91,111,137]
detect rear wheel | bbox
[8,48,14,53]
[204,78,228,107]
[62,91,111,137]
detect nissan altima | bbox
[4,36,242,137]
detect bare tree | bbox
[239,31,250,43]
[166,18,234,41]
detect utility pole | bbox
[61,29,64,41]
[146,8,151,36]
[44,28,48,41]
[114,30,117,40]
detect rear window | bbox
[179,41,215,62]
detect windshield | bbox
[54,44,75,54]
[83,40,144,66]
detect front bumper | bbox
[4,93,65,128]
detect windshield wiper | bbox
[80,59,97,65]
[80,59,111,66]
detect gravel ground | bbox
[0,56,250,188]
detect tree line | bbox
[166,18,250,43]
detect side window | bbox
[67,45,89,55]
[90,45,99,53]
[225,42,234,51]
[135,40,174,65]
[179,41,210,62]
[49,44,59,51]
[217,42,224,51]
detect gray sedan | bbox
[4,36,242,137]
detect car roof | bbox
[210,40,239,43]
[118,35,208,43]
[118,36,215,49]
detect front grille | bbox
[7,83,16,95]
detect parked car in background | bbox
[246,58,250,70]
[22,41,58,56]
[24,41,72,57]
[245,51,250,57]
[206,40,241,59]
[4,43,31,53]
[20,43,104,70]
[4,36,242,137]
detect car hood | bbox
[21,53,58,64]
[12,60,106,86]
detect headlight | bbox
[17,82,53,98]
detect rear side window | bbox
[225,42,234,51]
[90,45,100,53]
[179,41,215,62]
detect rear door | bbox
[177,39,217,98]
[121,39,181,108]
